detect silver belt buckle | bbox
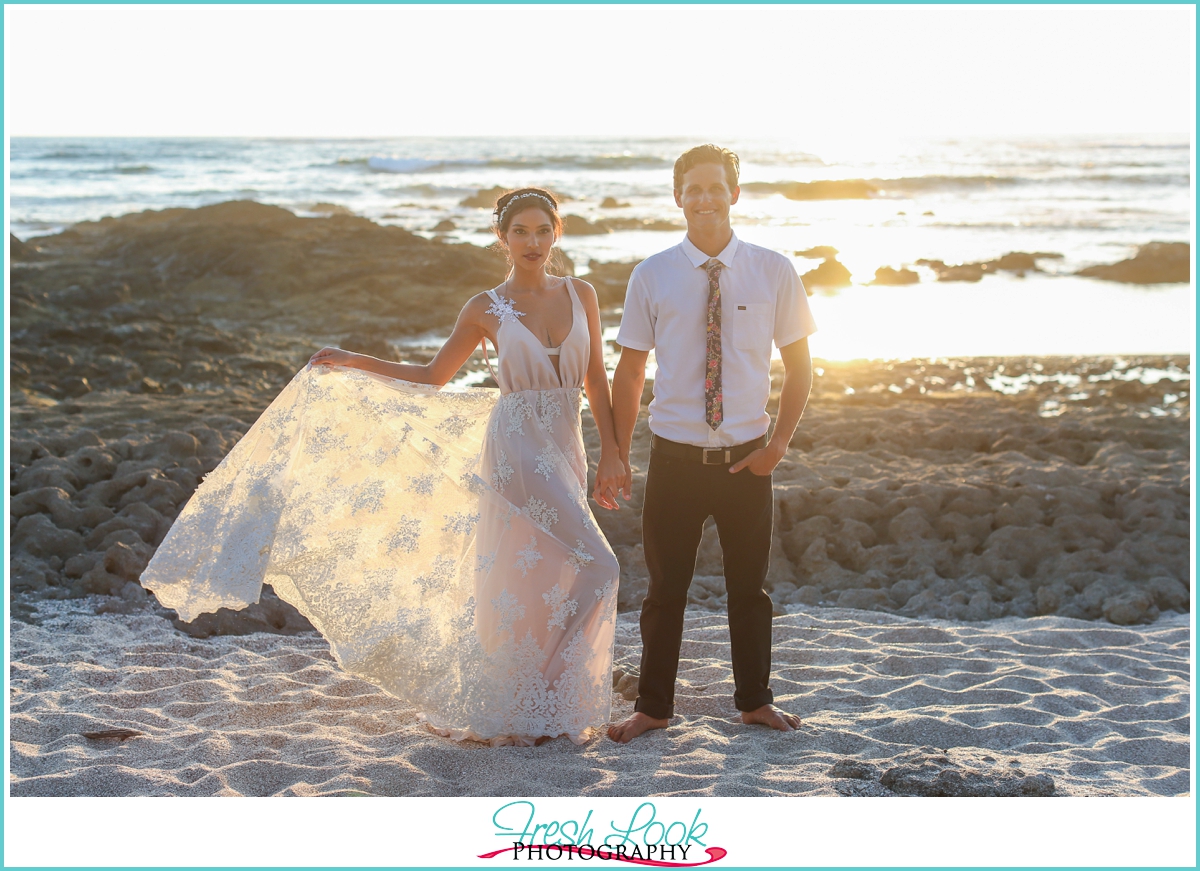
[702,448,731,465]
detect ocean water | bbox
[9,135,1194,359]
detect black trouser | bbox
[635,443,775,719]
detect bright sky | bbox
[4,4,1195,138]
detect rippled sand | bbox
[9,601,1189,797]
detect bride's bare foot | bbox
[607,712,669,743]
[741,704,801,731]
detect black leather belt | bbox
[650,434,767,466]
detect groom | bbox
[608,145,816,742]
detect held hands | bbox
[728,442,786,476]
[592,454,631,511]
[309,347,360,369]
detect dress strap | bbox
[562,275,584,314]
[481,337,499,385]
[481,287,501,385]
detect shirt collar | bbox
[680,231,740,269]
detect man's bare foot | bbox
[607,712,669,743]
[741,704,801,731]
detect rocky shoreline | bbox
[9,203,1191,637]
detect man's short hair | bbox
[673,144,740,193]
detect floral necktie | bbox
[704,258,723,430]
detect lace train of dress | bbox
[142,281,620,746]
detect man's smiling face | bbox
[675,162,740,235]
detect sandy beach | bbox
[10,600,1189,797]
[8,202,1192,798]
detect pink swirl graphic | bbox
[478,845,727,867]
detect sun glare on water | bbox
[802,276,1193,362]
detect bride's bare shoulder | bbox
[461,291,499,322]
[568,276,598,299]
[566,276,600,312]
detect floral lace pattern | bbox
[142,365,619,746]
[502,393,535,437]
[514,536,544,576]
[442,511,480,535]
[704,258,724,430]
[542,584,579,630]
[567,540,596,575]
[524,496,559,531]
[388,516,422,554]
[536,392,563,429]
[486,294,526,325]
[491,589,526,632]
[534,442,559,480]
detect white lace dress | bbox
[141,278,620,745]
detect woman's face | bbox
[503,206,557,271]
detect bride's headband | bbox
[495,192,557,225]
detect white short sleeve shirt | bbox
[616,232,817,448]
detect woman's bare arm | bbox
[310,294,493,386]
[573,279,627,509]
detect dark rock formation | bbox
[880,759,1055,797]
[1077,242,1189,284]
[560,215,679,236]
[562,214,610,236]
[611,671,639,701]
[802,258,852,290]
[587,259,642,308]
[796,246,839,260]
[994,251,1061,270]
[596,217,683,232]
[742,180,878,200]
[172,586,315,638]
[11,233,39,261]
[460,186,509,209]
[870,266,920,286]
[10,200,508,339]
[307,202,353,216]
[552,248,577,277]
[935,262,985,282]
[917,252,1063,282]
[828,759,881,781]
[460,186,571,209]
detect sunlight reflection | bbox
[803,275,1193,361]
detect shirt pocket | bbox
[732,303,773,351]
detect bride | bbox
[141,188,627,746]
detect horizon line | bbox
[9,131,1195,141]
